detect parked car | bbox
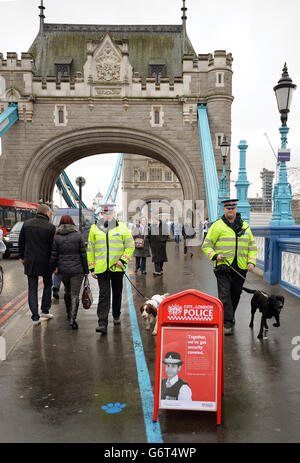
[3,221,24,258]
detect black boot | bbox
[64,293,72,321]
[70,296,79,329]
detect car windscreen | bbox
[10,222,24,232]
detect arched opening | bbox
[21,127,199,208]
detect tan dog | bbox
[139,293,169,335]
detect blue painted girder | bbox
[0,102,18,137]
[197,105,219,223]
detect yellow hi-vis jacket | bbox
[87,221,134,273]
[201,218,257,269]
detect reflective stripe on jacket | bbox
[87,221,134,273]
[201,218,257,269]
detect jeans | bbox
[96,271,124,327]
[27,274,52,321]
[53,273,61,290]
[135,256,146,272]
[174,235,180,244]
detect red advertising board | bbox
[153,289,224,425]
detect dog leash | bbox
[222,257,264,294]
[110,263,150,300]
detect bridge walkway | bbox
[0,242,300,444]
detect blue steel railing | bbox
[252,226,300,298]
[197,104,219,223]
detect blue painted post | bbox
[217,160,229,217]
[270,126,295,226]
[235,140,250,223]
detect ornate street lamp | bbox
[220,136,230,162]
[270,64,296,226]
[218,136,230,217]
[76,176,86,231]
[273,63,296,127]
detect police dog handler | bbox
[202,199,257,335]
[87,204,134,334]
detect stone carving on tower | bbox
[84,33,132,97]
[96,45,121,81]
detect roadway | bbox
[0,243,300,445]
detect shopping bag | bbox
[82,276,93,309]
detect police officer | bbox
[202,199,257,335]
[161,352,192,401]
[87,204,134,334]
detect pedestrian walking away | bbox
[87,203,135,334]
[149,216,168,276]
[173,218,182,245]
[132,216,151,274]
[50,215,89,329]
[182,215,196,258]
[202,199,257,335]
[18,203,56,325]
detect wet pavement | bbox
[0,241,300,443]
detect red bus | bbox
[0,198,39,235]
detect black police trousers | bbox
[214,264,247,328]
[96,270,124,327]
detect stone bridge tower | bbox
[0,1,233,215]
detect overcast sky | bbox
[1,0,300,207]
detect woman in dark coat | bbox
[149,216,168,276]
[50,215,89,329]
[132,216,151,274]
[182,216,196,258]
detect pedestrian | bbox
[173,218,181,245]
[18,203,56,326]
[202,199,257,335]
[202,218,209,242]
[149,216,168,276]
[182,216,196,257]
[87,203,134,335]
[50,215,89,329]
[161,352,192,401]
[132,216,151,275]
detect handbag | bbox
[134,237,145,249]
[82,276,93,310]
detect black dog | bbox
[243,287,285,339]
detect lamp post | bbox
[235,140,250,223]
[270,63,296,226]
[218,136,230,217]
[76,176,86,231]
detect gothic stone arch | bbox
[20,126,199,204]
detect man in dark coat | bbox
[19,203,56,325]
